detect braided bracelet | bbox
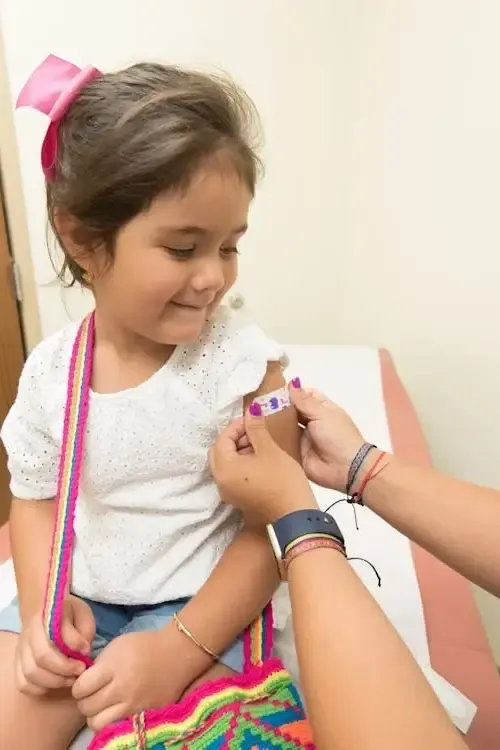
[346,442,377,495]
[350,451,391,505]
[284,536,346,573]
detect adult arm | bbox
[361,455,500,596]
[210,407,467,750]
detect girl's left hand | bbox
[72,626,211,731]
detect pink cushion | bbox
[380,349,500,748]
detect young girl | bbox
[0,56,300,749]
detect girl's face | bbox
[88,164,251,347]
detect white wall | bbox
[339,1,500,658]
[0,0,352,338]
[1,1,500,657]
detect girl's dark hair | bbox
[47,62,262,286]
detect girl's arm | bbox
[178,525,279,657]
[10,497,55,624]
[1,349,61,625]
[178,361,298,657]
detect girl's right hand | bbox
[289,383,366,492]
[16,595,95,696]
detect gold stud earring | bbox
[82,271,93,285]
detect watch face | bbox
[266,524,283,560]
[266,524,286,580]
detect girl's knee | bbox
[0,634,83,750]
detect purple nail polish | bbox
[291,377,302,389]
[249,402,262,417]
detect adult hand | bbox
[15,596,94,696]
[210,404,317,524]
[289,382,365,492]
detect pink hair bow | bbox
[16,55,101,181]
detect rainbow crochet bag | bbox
[44,313,315,749]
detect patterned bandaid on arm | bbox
[252,386,291,417]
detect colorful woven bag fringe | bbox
[43,313,315,749]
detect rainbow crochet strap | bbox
[43,313,94,667]
[243,598,272,670]
[42,311,273,674]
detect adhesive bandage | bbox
[252,386,291,417]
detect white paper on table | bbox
[422,665,477,734]
[0,558,16,609]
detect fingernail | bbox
[291,377,302,389]
[249,402,262,417]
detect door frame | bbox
[0,181,26,526]
[0,30,41,352]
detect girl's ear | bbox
[52,207,100,277]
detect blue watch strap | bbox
[272,509,344,558]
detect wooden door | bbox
[0,188,25,526]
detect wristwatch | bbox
[267,509,345,574]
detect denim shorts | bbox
[0,596,244,672]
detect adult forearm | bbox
[288,545,466,750]
[362,456,500,595]
[10,497,55,623]
[179,527,279,656]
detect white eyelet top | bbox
[1,306,284,605]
